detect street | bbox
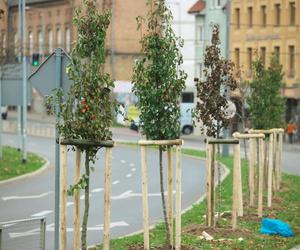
[1,132,208,249]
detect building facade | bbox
[3,0,147,82]
[230,0,300,123]
[188,0,228,81]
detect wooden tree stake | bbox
[236,143,243,217]
[60,144,68,250]
[141,145,150,250]
[232,144,239,230]
[103,148,113,250]
[258,138,264,217]
[278,132,283,188]
[167,146,173,247]
[73,148,81,250]
[175,146,182,250]
[267,133,273,207]
[249,138,255,206]
[206,144,215,227]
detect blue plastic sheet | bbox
[260,218,294,237]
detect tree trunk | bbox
[81,150,90,250]
[159,146,171,248]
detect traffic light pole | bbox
[21,0,27,163]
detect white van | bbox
[180,91,195,135]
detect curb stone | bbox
[0,157,50,186]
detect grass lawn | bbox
[0,146,46,181]
[91,147,300,250]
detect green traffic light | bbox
[33,61,39,66]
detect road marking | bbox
[120,160,126,164]
[92,188,103,193]
[129,163,135,167]
[80,194,92,200]
[45,221,129,232]
[131,168,136,172]
[111,190,178,200]
[32,210,53,217]
[112,180,120,185]
[126,173,132,178]
[67,202,74,207]
[2,191,53,201]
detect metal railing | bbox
[0,217,46,250]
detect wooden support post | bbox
[103,148,113,250]
[249,138,255,206]
[236,143,243,217]
[60,144,68,250]
[258,138,264,217]
[175,146,182,250]
[206,144,215,227]
[141,146,149,250]
[278,132,283,188]
[167,146,173,247]
[73,148,81,250]
[232,144,239,230]
[272,132,277,192]
[267,133,273,207]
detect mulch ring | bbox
[127,244,199,250]
[183,224,253,239]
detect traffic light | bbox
[32,53,39,66]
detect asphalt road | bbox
[0,133,207,250]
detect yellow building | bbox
[230,0,300,122]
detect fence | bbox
[0,217,46,250]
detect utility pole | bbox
[222,0,231,156]
[17,0,22,152]
[21,0,27,163]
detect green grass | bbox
[91,148,300,250]
[0,146,46,181]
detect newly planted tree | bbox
[46,1,118,249]
[132,0,186,246]
[248,55,285,129]
[193,25,238,138]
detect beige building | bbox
[230,0,300,122]
[4,0,147,81]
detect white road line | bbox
[31,210,53,217]
[126,173,132,178]
[129,163,135,167]
[2,191,53,201]
[131,168,136,172]
[92,188,103,193]
[112,180,120,185]
[120,160,126,164]
[112,190,178,200]
[45,221,129,232]
[80,194,92,200]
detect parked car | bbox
[1,106,8,120]
[180,91,194,135]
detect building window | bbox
[289,45,295,77]
[56,28,61,47]
[248,7,253,28]
[14,32,18,57]
[274,46,280,62]
[65,28,71,52]
[216,0,221,7]
[29,32,33,56]
[198,25,204,42]
[235,48,240,68]
[48,30,53,53]
[199,63,203,79]
[290,2,296,26]
[261,5,267,27]
[247,47,252,71]
[38,31,43,56]
[275,4,280,26]
[260,47,266,67]
[235,8,240,29]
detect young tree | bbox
[247,55,285,129]
[193,25,238,138]
[46,1,118,249]
[132,0,187,246]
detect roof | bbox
[188,0,206,14]
[8,0,64,7]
